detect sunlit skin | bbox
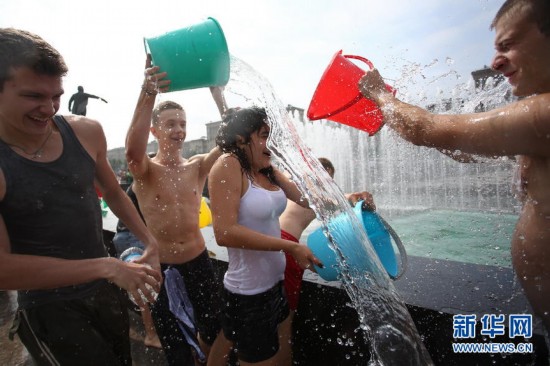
[0,67,161,309]
[210,123,320,269]
[131,107,213,264]
[358,4,550,332]
[125,57,228,364]
[209,122,323,366]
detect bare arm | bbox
[193,146,223,179]
[209,155,321,270]
[91,121,160,272]
[210,86,227,118]
[0,216,122,289]
[358,69,550,157]
[71,116,161,306]
[190,86,227,178]
[125,56,170,178]
[0,210,159,309]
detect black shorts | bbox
[12,281,130,366]
[151,250,222,365]
[222,281,290,363]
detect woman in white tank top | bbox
[209,107,322,365]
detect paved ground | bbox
[0,290,168,366]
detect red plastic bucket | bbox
[307,50,395,135]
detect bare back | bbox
[134,156,207,264]
[279,200,316,241]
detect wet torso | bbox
[511,155,550,320]
[134,157,206,264]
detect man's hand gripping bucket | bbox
[307,50,395,135]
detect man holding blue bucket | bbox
[358,0,550,336]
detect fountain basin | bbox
[100,211,549,365]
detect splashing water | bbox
[226,55,433,365]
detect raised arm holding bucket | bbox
[354,0,550,336]
[124,18,233,364]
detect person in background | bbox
[125,56,226,365]
[0,28,161,365]
[278,157,375,364]
[68,85,107,116]
[358,0,550,334]
[113,181,161,349]
[209,107,322,365]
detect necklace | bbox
[5,126,53,159]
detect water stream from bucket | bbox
[225,55,433,366]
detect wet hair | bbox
[318,157,335,178]
[216,107,276,183]
[491,0,550,36]
[152,100,184,126]
[0,28,68,91]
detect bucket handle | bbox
[377,214,408,280]
[310,54,374,121]
[343,54,374,70]
[355,201,408,280]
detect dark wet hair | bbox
[318,157,335,177]
[491,0,550,36]
[216,107,276,183]
[0,28,68,91]
[152,100,184,126]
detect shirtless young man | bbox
[0,28,161,365]
[358,0,550,333]
[125,57,225,365]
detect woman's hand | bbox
[288,242,323,271]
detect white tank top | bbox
[224,178,288,295]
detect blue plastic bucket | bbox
[307,201,403,281]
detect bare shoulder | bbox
[62,115,106,159]
[63,115,104,138]
[212,153,240,170]
[210,154,241,183]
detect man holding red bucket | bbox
[357,0,550,336]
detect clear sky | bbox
[1,0,502,149]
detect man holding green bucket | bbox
[125,54,227,365]
[143,17,230,93]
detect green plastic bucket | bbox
[143,17,230,92]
